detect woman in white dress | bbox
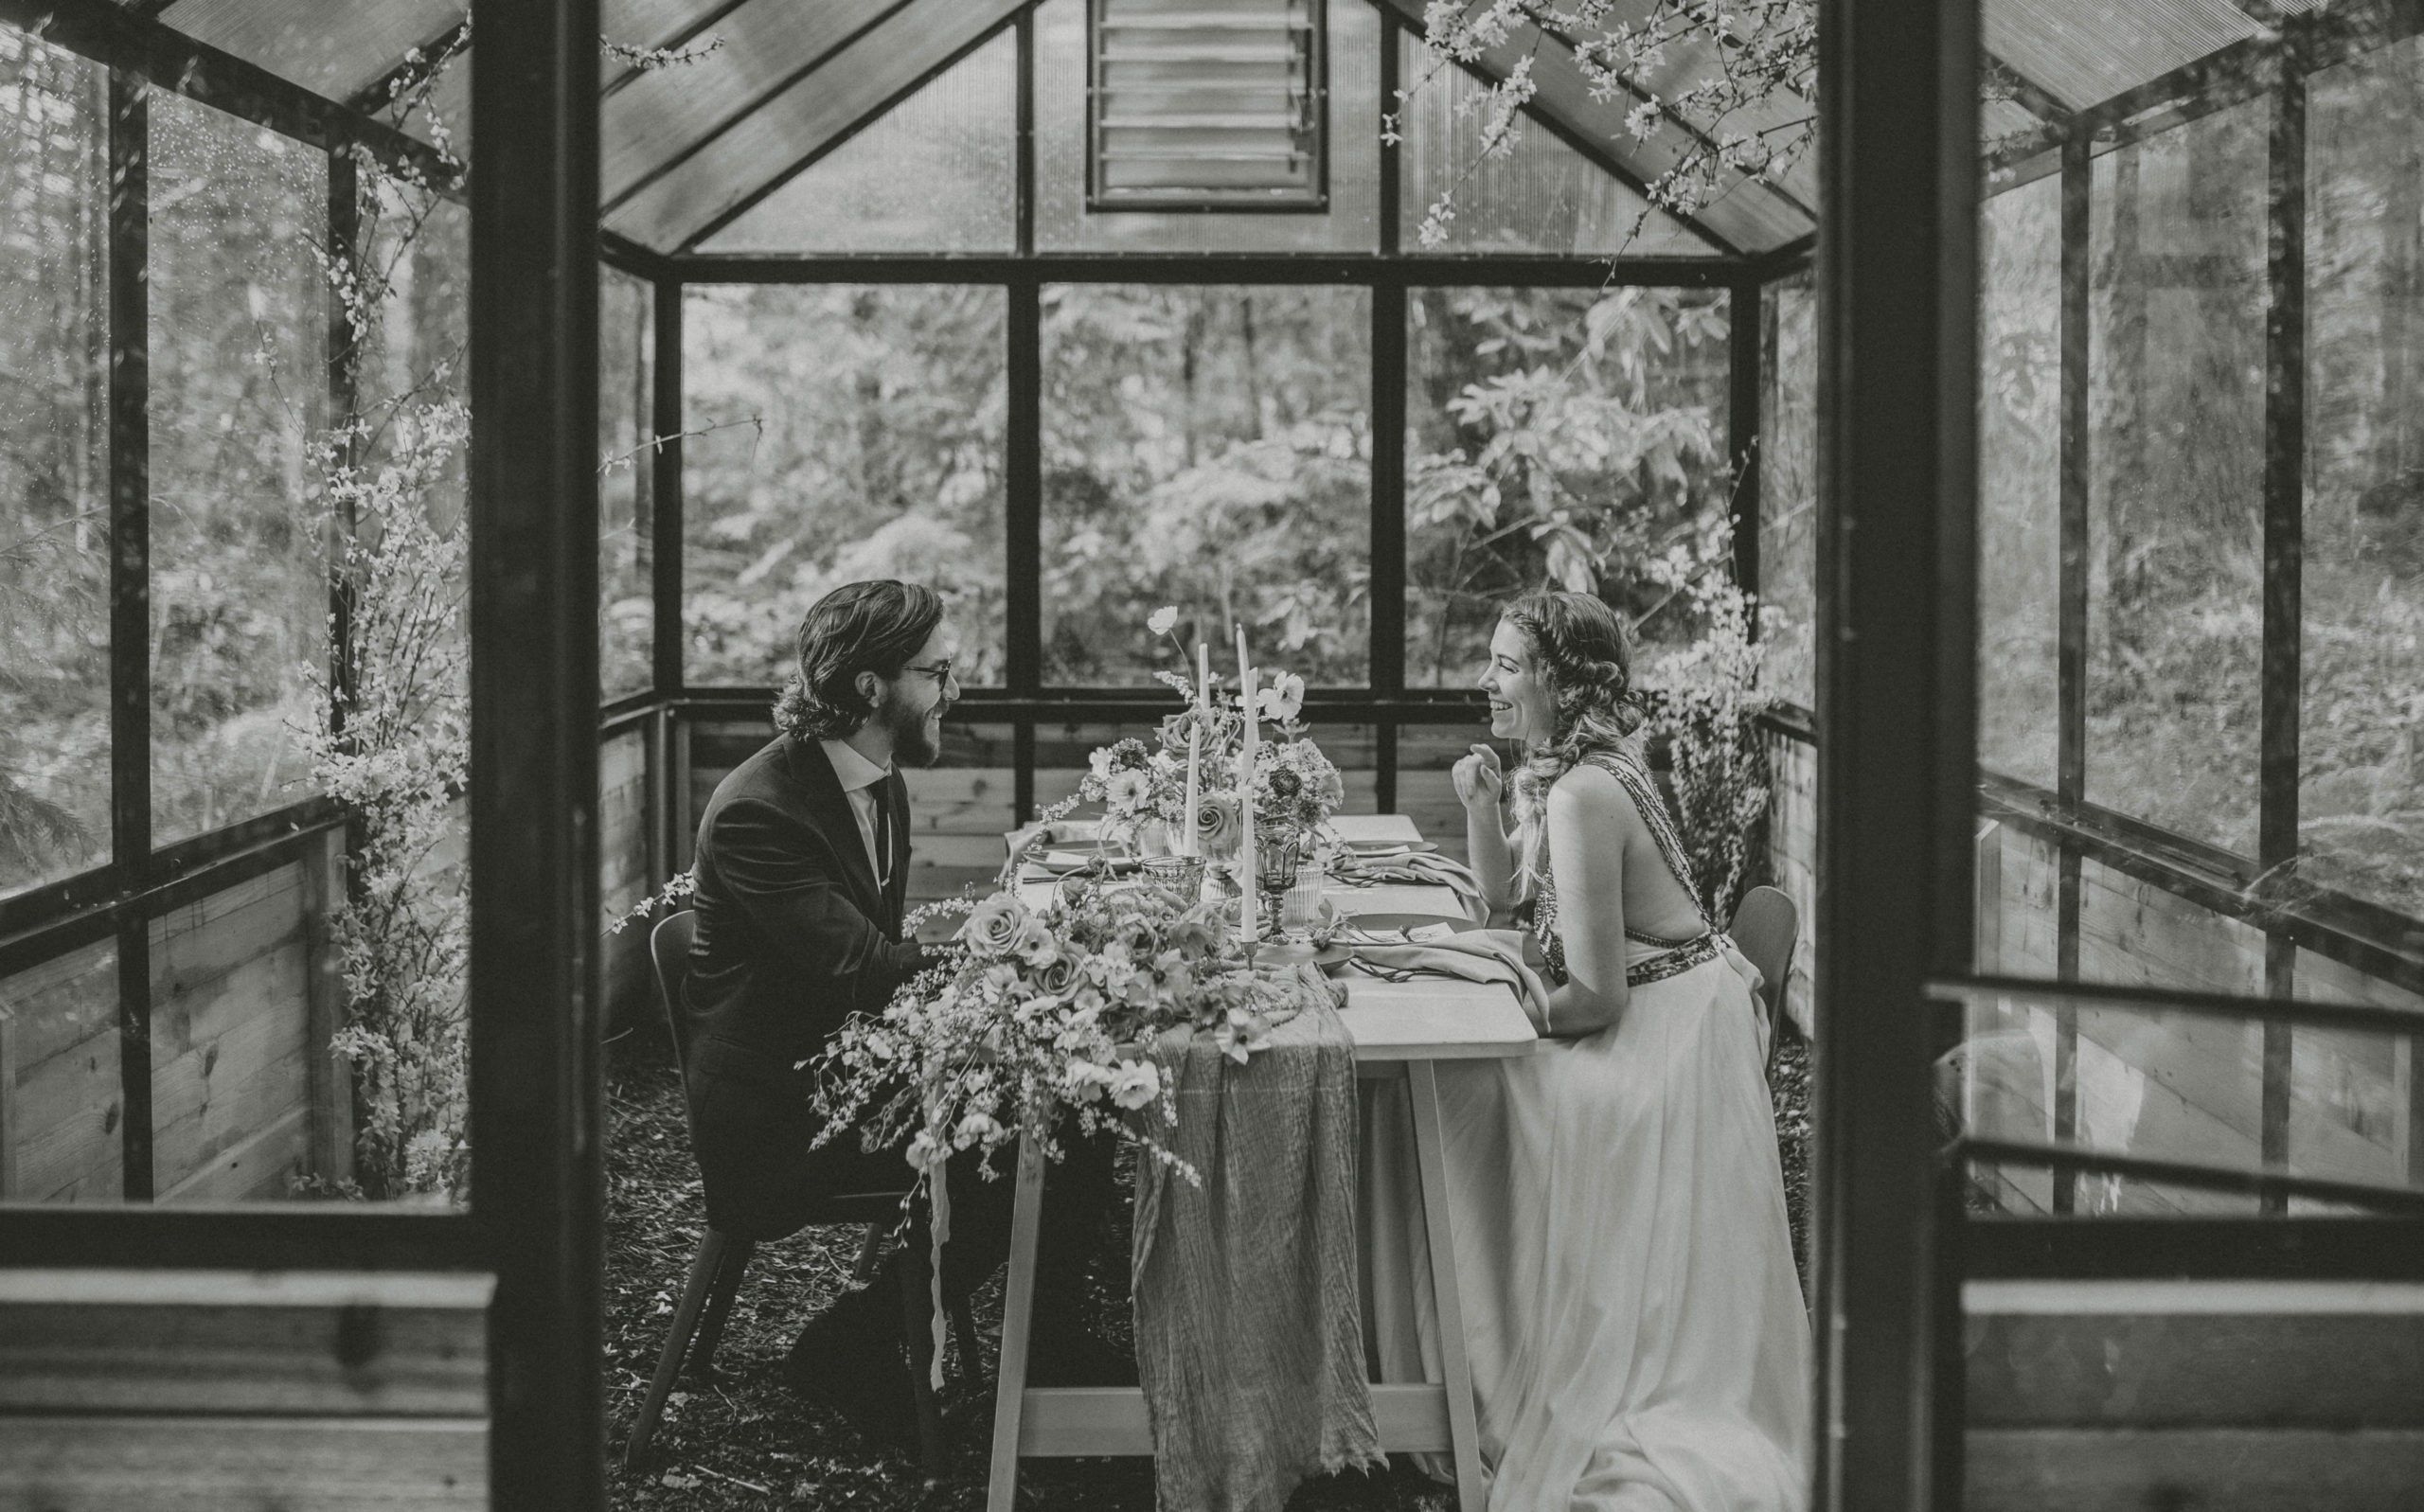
[1370,590,1809,1511]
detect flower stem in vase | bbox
[1236,651,1257,946]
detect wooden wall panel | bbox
[1968,1280,2424,1512]
[148,863,316,1202]
[0,1269,490,1510]
[599,726,656,1034]
[0,939,124,1202]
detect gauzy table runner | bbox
[1131,981,1383,1512]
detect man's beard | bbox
[879,690,947,768]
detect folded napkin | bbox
[1331,851,1484,915]
[1332,931,1551,1022]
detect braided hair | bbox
[1501,590,1648,885]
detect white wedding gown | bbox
[1360,753,1811,1512]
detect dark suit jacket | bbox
[682,734,926,1236]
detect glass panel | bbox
[0,34,110,897]
[359,187,469,527]
[1951,987,2419,1217]
[2083,98,2268,854]
[2304,38,2424,919]
[157,0,463,102]
[1404,287,1731,689]
[1981,0,2262,113]
[600,267,654,699]
[1978,173,2062,792]
[148,93,328,845]
[1040,283,1371,685]
[696,29,1016,255]
[1396,34,1718,258]
[1759,276,1816,709]
[1035,0,1381,253]
[683,284,1007,686]
[0,938,121,1201]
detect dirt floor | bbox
[604,1023,1815,1511]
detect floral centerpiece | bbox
[810,875,1345,1183]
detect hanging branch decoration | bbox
[1401,0,1815,250]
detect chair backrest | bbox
[1725,884,1797,1029]
[650,910,699,1081]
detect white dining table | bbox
[987,812,1534,1512]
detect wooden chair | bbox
[624,910,953,1475]
[1725,885,1799,1082]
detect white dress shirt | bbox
[819,738,894,885]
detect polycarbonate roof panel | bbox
[608,0,1030,251]
[697,29,1018,253]
[600,0,900,206]
[1373,0,1809,254]
[1547,0,1818,223]
[1983,0,2266,111]
[159,0,462,103]
[1400,36,1720,258]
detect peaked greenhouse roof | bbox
[51,0,2403,259]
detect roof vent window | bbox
[1087,0,1327,211]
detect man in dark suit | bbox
[683,579,1117,1450]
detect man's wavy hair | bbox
[1501,589,1649,883]
[771,580,945,741]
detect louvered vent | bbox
[1088,0,1327,211]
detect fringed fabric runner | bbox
[1132,969,1383,1512]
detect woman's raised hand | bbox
[1452,743,1504,812]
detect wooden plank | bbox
[0,939,120,1201]
[0,1415,487,1509]
[0,1270,489,1417]
[301,827,354,1187]
[158,1103,313,1204]
[1965,1428,2424,1512]
[9,1020,126,1204]
[1966,1280,2424,1427]
[149,863,310,1016]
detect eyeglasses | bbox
[902,661,957,688]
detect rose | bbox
[1194,792,1243,858]
[1108,737,1151,772]
[1034,954,1080,997]
[961,893,1027,960]
[1148,605,1179,636]
[1266,767,1303,800]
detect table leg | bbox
[986,1137,1048,1512]
[1407,1059,1487,1512]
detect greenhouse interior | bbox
[0,0,2419,1508]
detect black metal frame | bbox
[1809,1,1976,1506]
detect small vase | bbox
[1140,853,1204,903]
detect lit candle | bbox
[1238,660,1258,945]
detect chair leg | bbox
[897,1234,949,1483]
[626,1230,729,1469]
[851,1219,887,1283]
[688,1236,755,1384]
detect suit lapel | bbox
[782,736,883,920]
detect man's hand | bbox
[1452,743,1505,812]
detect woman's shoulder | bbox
[1544,750,1650,823]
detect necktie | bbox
[871,781,893,892]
